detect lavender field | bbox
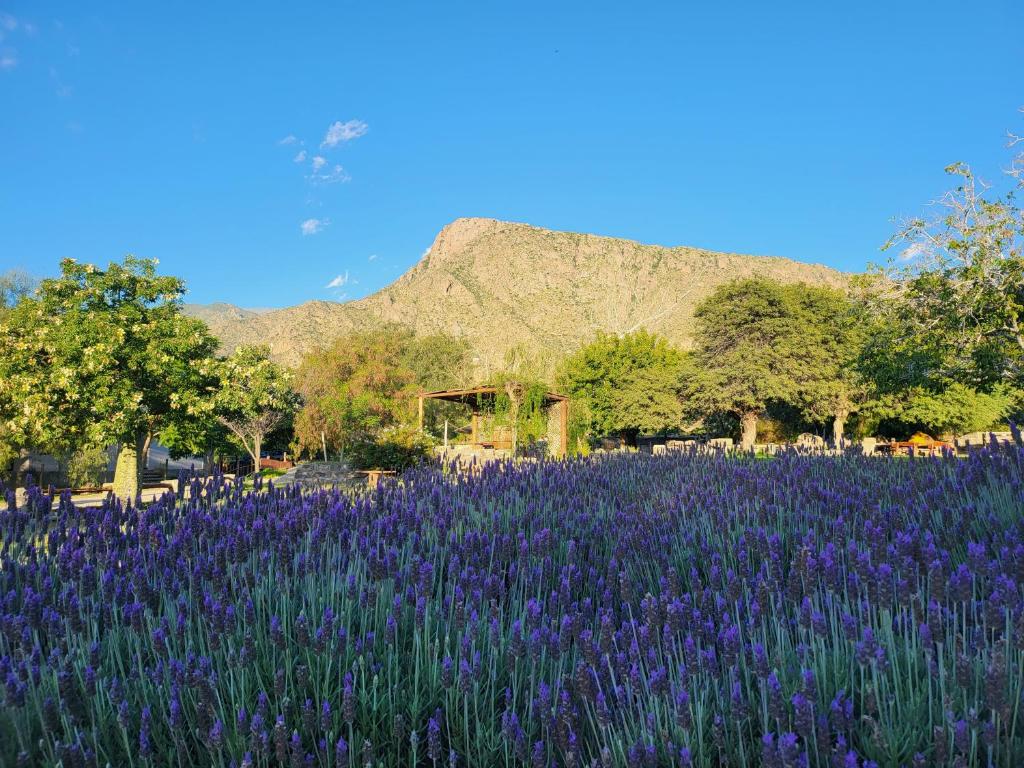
[2,446,1024,767]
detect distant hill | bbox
[184,217,851,375]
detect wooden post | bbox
[417,396,425,433]
[321,431,328,462]
[560,399,569,458]
[471,412,479,444]
[444,419,449,449]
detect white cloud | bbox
[311,155,327,171]
[300,218,327,236]
[899,242,926,261]
[422,247,431,257]
[308,164,350,185]
[326,271,350,289]
[368,253,378,261]
[321,119,368,148]
[0,49,16,70]
[293,149,307,163]
[278,134,298,145]
[0,13,17,31]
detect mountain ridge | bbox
[185,217,852,374]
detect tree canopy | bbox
[879,148,1023,389]
[868,383,1015,439]
[559,330,685,443]
[689,278,855,448]
[210,345,299,471]
[0,256,219,495]
[292,327,420,461]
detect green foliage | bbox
[348,425,432,471]
[0,256,219,477]
[794,283,871,429]
[401,332,473,391]
[565,398,593,455]
[293,327,420,458]
[880,150,1024,389]
[859,132,1024,438]
[158,416,231,463]
[688,279,824,445]
[868,383,1016,438]
[483,345,559,453]
[210,345,299,466]
[687,278,877,445]
[403,331,474,438]
[64,444,109,488]
[492,380,550,447]
[558,330,685,441]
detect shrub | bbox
[64,444,109,488]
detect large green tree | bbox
[558,330,685,444]
[0,256,219,497]
[689,278,842,450]
[792,284,871,445]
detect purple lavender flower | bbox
[428,715,442,763]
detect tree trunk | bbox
[141,432,153,473]
[252,434,262,476]
[203,449,214,478]
[112,433,144,500]
[740,413,758,451]
[5,455,18,492]
[832,410,848,448]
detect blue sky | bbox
[1,2,1022,308]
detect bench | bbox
[356,469,397,488]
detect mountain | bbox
[184,217,851,375]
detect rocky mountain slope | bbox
[185,217,851,374]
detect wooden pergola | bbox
[416,386,569,457]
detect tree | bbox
[401,332,473,391]
[210,345,299,474]
[293,328,419,460]
[0,270,40,478]
[0,256,219,497]
[689,278,825,450]
[791,284,871,445]
[880,118,1023,389]
[868,383,1014,439]
[558,330,685,444]
[157,418,232,477]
